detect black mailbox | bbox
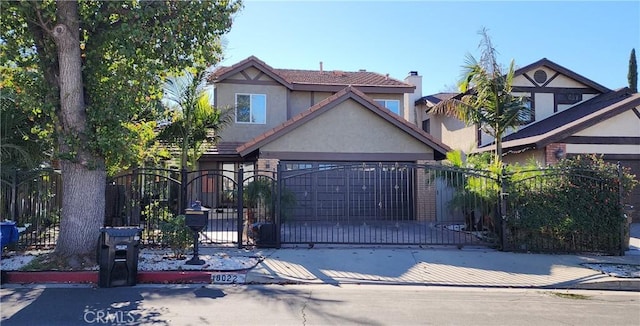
[98,227,142,288]
[184,201,210,265]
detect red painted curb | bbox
[138,271,213,284]
[2,270,245,285]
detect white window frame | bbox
[374,99,401,115]
[235,93,266,124]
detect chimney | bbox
[385,73,389,80]
[404,71,423,125]
[319,61,323,73]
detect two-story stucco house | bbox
[418,58,640,215]
[196,56,450,213]
[200,55,449,170]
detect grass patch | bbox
[549,292,591,300]
[20,252,97,271]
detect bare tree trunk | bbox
[52,1,105,263]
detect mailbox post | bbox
[184,201,209,265]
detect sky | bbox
[219,0,640,96]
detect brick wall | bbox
[545,143,566,165]
[415,160,437,222]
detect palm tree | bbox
[431,28,532,165]
[157,69,232,170]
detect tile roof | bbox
[210,56,413,90]
[275,68,410,87]
[475,88,640,152]
[201,141,245,156]
[416,92,458,107]
[236,86,450,159]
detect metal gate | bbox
[278,162,500,247]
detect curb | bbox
[2,271,236,285]
[2,270,639,291]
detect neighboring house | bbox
[199,56,450,211]
[418,58,640,215]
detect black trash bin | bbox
[98,227,142,288]
[255,223,277,248]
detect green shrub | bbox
[507,155,638,253]
[160,215,192,259]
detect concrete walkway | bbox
[239,223,640,291]
[242,246,639,290]
[3,225,639,291]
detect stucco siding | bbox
[567,144,640,155]
[289,91,312,117]
[441,117,477,152]
[502,149,545,166]
[574,110,640,137]
[215,82,288,142]
[546,74,589,88]
[513,75,535,87]
[261,99,434,154]
[534,93,555,120]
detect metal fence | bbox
[278,162,498,247]
[502,167,625,255]
[1,162,629,254]
[0,169,62,249]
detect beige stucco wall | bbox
[503,149,546,166]
[289,91,408,121]
[442,117,477,152]
[546,74,589,88]
[215,81,288,142]
[567,144,640,155]
[512,74,535,87]
[574,110,640,137]
[261,99,434,155]
[534,93,555,120]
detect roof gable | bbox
[211,56,414,93]
[237,86,450,159]
[209,55,292,88]
[478,88,640,152]
[513,58,610,93]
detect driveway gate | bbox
[278,162,500,247]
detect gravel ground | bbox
[0,249,262,272]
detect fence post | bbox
[10,170,17,221]
[275,162,282,248]
[618,162,626,256]
[180,168,188,214]
[499,166,508,251]
[236,166,244,249]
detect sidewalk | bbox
[3,225,639,291]
[243,246,639,291]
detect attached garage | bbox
[280,161,415,222]
[236,87,450,223]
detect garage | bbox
[280,161,415,222]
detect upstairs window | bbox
[236,94,266,124]
[520,97,535,125]
[374,99,400,115]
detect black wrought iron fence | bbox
[277,162,500,246]
[2,162,628,254]
[503,167,624,255]
[0,169,62,248]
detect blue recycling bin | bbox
[1,221,19,248]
